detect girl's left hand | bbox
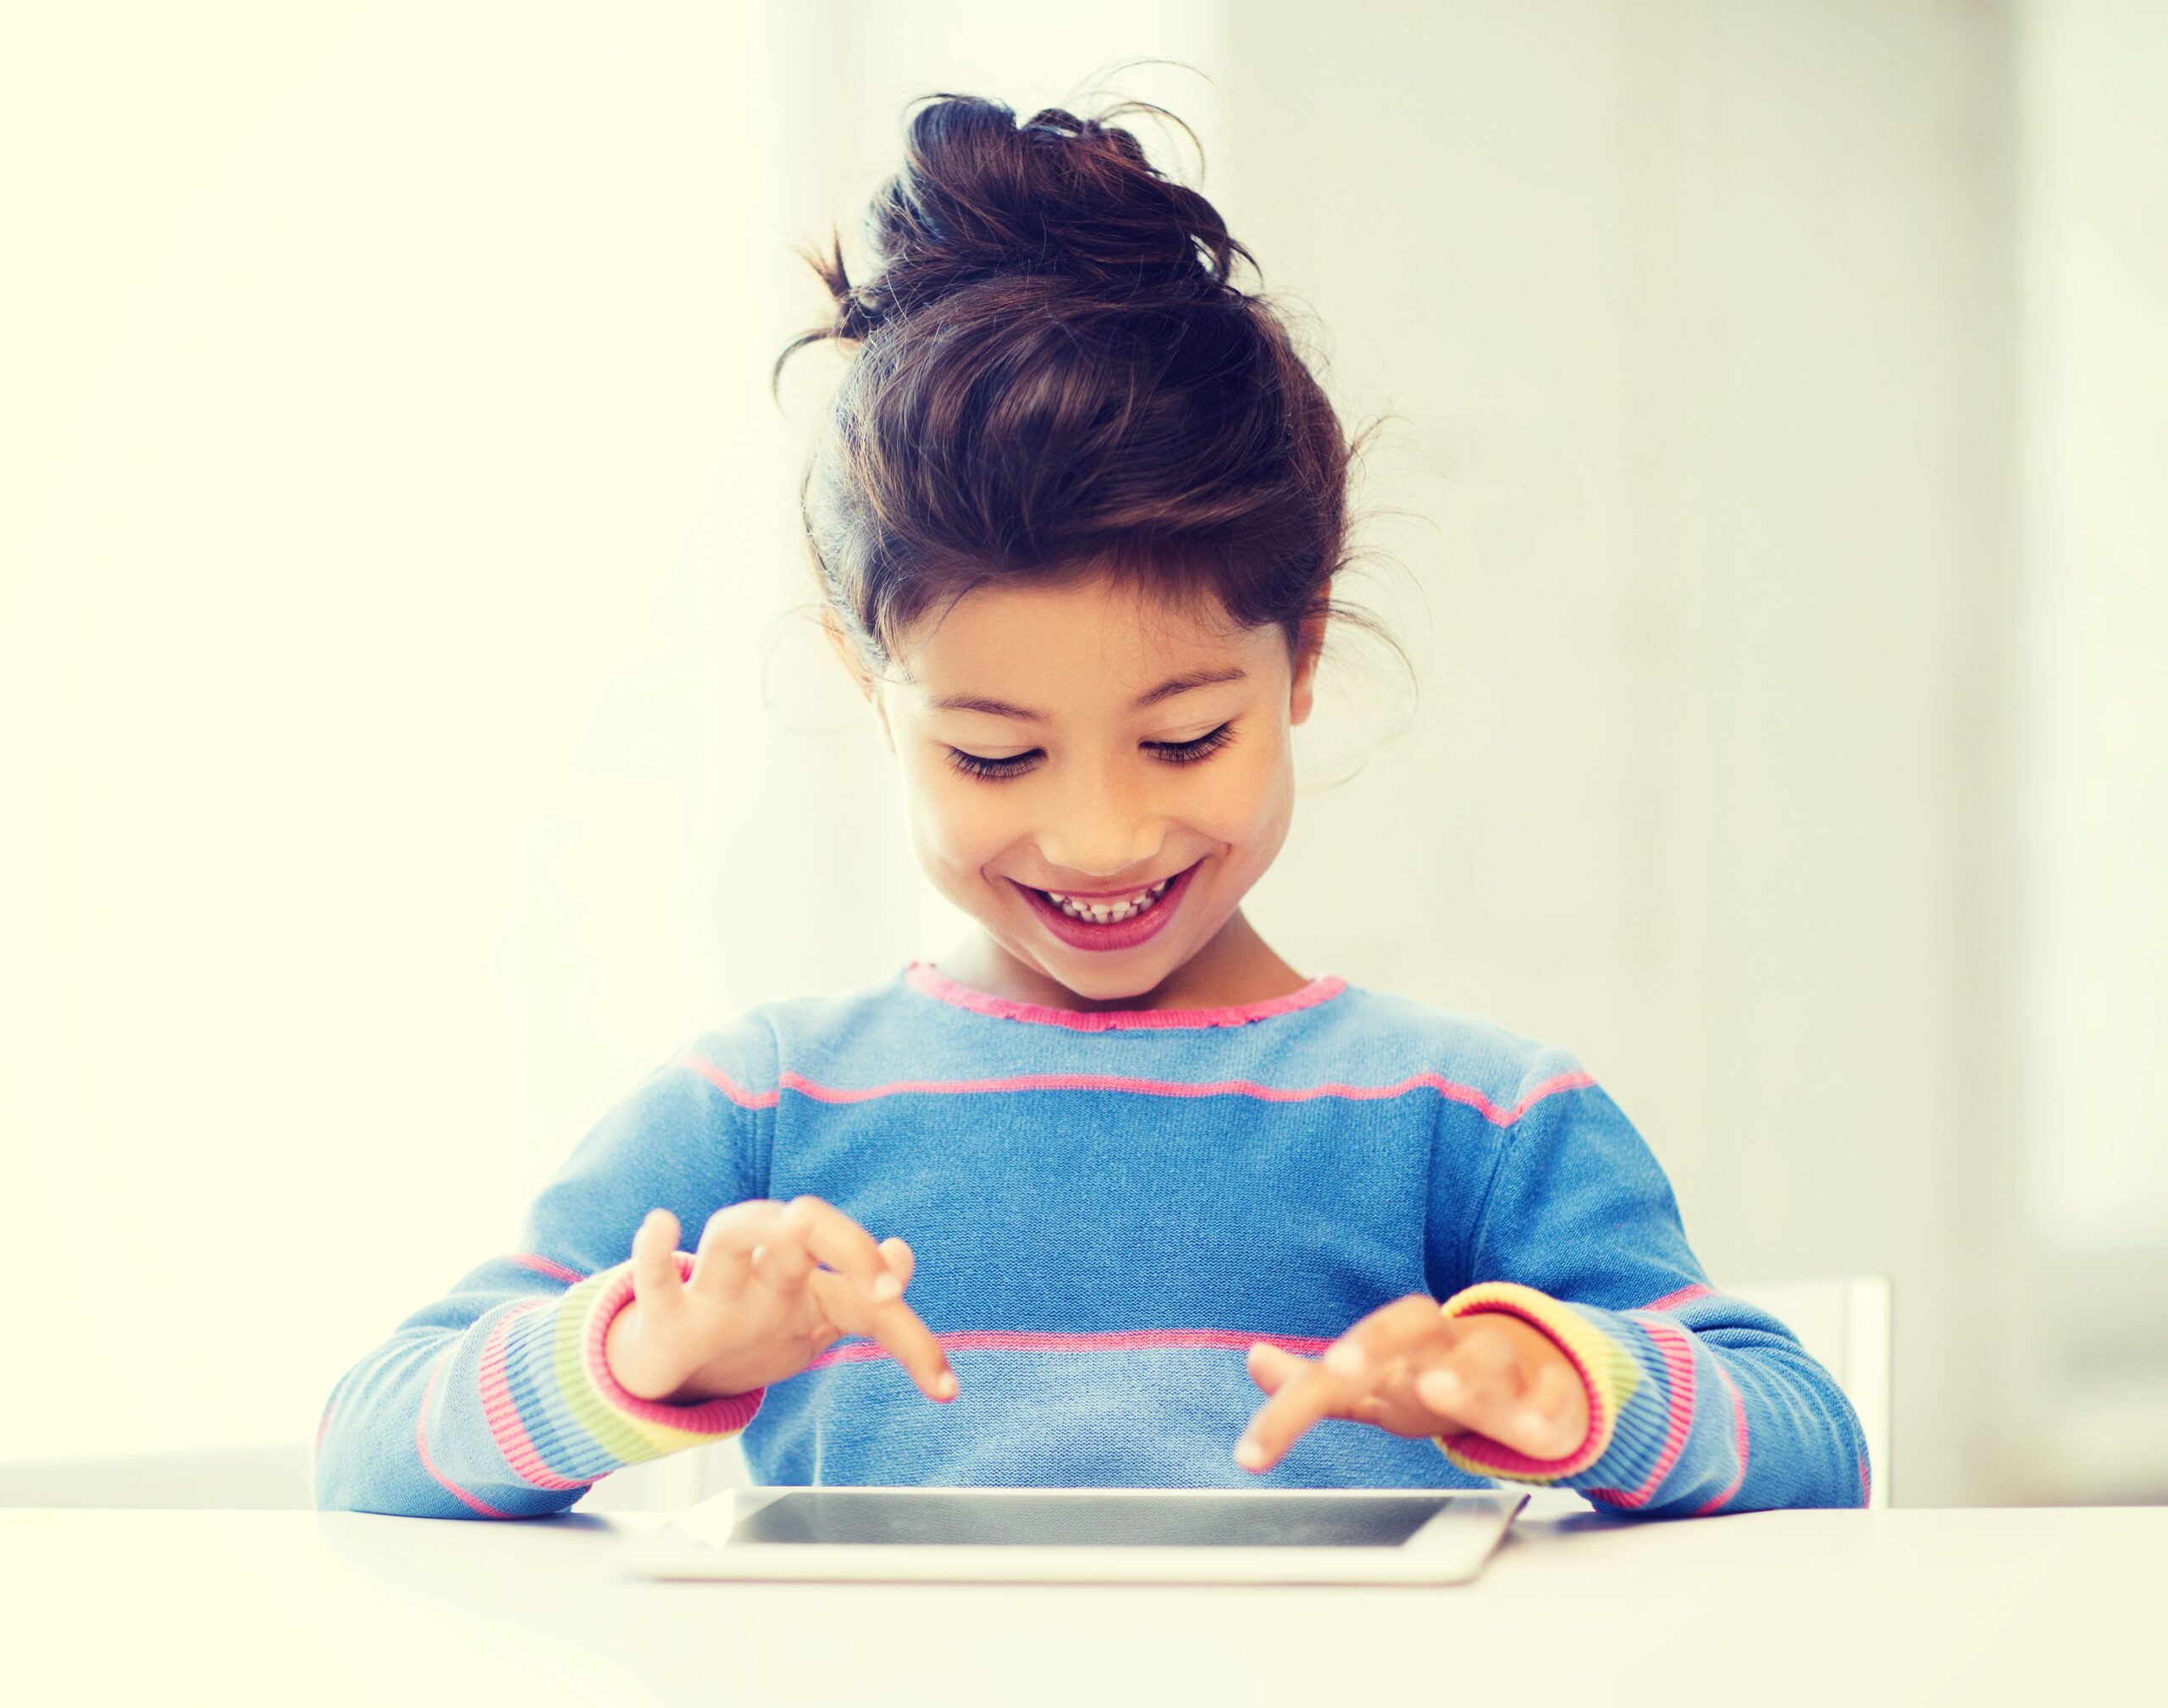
[1233,1293,1590,1474]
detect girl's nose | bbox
[1036,813,1166,884]
[1036,836,1166,886]
[1036,763,1169,879]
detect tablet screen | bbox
[729,1490,1455,1550]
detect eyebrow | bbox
[930,667,1250,724]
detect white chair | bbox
[1517,1272,1893,1517]
[1722,1273,1893,1511]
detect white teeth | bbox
[1044,875,1174,924]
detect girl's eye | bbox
[944,722,1237,782]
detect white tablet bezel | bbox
[615,1484,1529,1586]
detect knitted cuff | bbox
[1430,1280,1639,1484]
[494,1252,765,1486]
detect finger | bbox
[1413,1354,1468,1418]
[1321,1296,1469,1386]
[806,1267,958,1403]
[689,1200,788,1295]
[628,1209,683,1313]
[781,1196,907,1305]
[1416,1319,1537,1439]
[1452,1317,1532,1411]
[1235,1299,1456,1473]
[1247,1342,1388,1427]
[880,1235,915,1292]
[1244,1340,1364,1407]
[1243,1340,1308,1396]
[1233,1358,1342,1473]
[752,1226,820,1297]
[1515,1352,1590,1458]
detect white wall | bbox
[0,1,1236,1468]
[3,1,2160,1506]
[0,0,815,1462]
[1222,0,2165,1505]
[2005,0,2168,1499]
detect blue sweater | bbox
[312,960,1872,1518]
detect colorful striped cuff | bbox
[1430,1281,1641,1484]
[492,1252,765,1487]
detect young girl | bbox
[314,91,1869,1521]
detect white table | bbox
[3,1502,2154,1705]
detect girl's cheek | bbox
[1211,748,1291,839]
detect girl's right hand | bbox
[601,1196,959,1407]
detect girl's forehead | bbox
[905,573,1253,664]
[890,576,1274,711]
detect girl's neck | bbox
[932,909,1312,1015]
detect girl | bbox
[314,91,1870,1520]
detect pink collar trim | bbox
[902,960,1351,1031]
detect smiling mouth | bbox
[1031,872,1179,925]
[1012,855,1203,926]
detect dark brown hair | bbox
[772,85,1408,699]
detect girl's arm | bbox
[312,1020,776,1519]
[1431,1053,1873,1516]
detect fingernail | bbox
[1517,1412,1548,1440]
[1234,1438,1267,1470]
[935,1370,958,1400]
[1324,1343,1366,1378]
[1424,1368,1462,1403]
[872,1272,901,1301]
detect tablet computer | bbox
[614,1484,1528,1586]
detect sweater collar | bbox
[901,960,1350,1032]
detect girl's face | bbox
[854,570,1322,1010]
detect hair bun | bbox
[838,93,1247,334]
[778,84,1400,711]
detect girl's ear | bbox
[817,605,898,754]
[1289,587,1330,727]
[818,604,875,701]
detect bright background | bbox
[2,0,2161,1507]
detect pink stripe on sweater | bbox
[1640,1282,1713,1314]
[478,1301,592,1492]
[675,1055,780,1108]
[731,1065,1590,1125]
[904,960,1349,1031]
[508,1252,585,1285]
[416,1351,512,1519]
[806,1326,1337,1370]
[1692,1363,1751,1516]
[1588,1319,1696,1510]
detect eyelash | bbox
[944,722,1237,782]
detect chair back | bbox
[1720,1273,1892,1509]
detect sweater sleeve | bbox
[312,1014,778,1518]
[1430,1057,1872,1516]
